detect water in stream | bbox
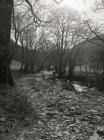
[73,82,88,92]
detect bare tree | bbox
[48,9,81,79]
[68,27,83,81]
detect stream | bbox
[73,82,88,92]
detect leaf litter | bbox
[0,71,104,140]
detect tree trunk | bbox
[24,47,30,73]
[58,61,63,78]
[0,0,14,85]
[68,64,74,81]
[30,49,36,72]
[68,58,75,81]
[20,45,25,71]
[80,65,82,72]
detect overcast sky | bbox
[17,0,104,24]
[59,0,95,12]
[53,0,104,24]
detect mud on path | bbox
[1,72,104,140]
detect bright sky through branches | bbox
[58,0,95,14]
[55,0,104,24]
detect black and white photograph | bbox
[0,0,104,139]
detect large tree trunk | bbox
[0,0,14,85]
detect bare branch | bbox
[78,33,104,49]
[86,21,104,43]
[24,0,43,25]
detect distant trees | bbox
[77,41,104,74]
[12,0,104,80]
[75,17,104,74]
[12,0,48,73]
[50,9,71,78]
[20,26,35,72]
[44,9,82,79]
[0,0,64,85]
[2,0,104,86]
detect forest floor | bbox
[0,71,104,140]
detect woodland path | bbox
[0,71,104,140]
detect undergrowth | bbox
[0,84,38,134]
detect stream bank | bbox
[72,72,104,92]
